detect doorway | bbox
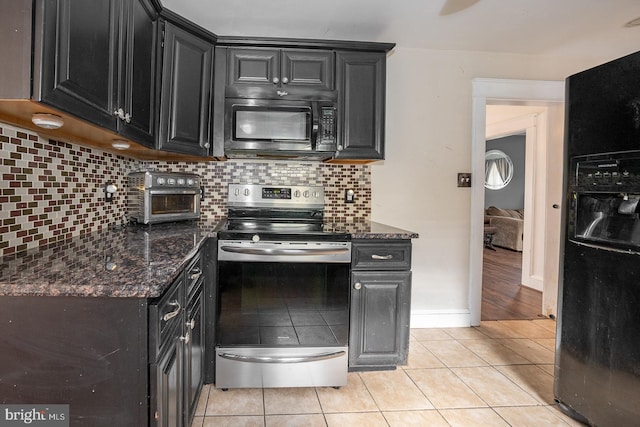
[482,129,542,320]
[469,79,565,326]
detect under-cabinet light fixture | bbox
[111,140,130,150]
[31,113,64,129]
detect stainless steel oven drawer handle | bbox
[371,254,394,260]
[220,246,350,256]
[218,351,346,364]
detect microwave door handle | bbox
[311,102,319,150]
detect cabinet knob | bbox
[282,77,289,84]
[354,282,362,290]
[181,331,190,344]
[203,142,210,149]
[114,108,125,119]
[187,319,195,330]
[337,145,343,151]
[272,77,280,84]
[124,112,131,124]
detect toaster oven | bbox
[127,172,202,224]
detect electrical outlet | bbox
[345,189,355,203]
[458,173,472,187]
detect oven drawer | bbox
[352,241,411,270]
[215,346,348,389]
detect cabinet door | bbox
[153,333,183,427]
[158,21,213,157]
[184,283,204,426]
[118,0,158,147]
[37,0,120,130]
[227,47,280,86]
[281,49,334,90]
[334,52,386,160]
[349,271,411,368]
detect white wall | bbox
[371,47,608,327]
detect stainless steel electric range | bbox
[215,184,351,389]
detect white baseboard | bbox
[410,309,472,328]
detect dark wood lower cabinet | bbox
[349,240,412,370]
[0,296,149,426]
[0,248,207,427]
[152,332,183,427]
[150,251,206,427]
[183,282,205,426]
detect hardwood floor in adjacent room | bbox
[482,246,543,321]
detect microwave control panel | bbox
[319,107,336,145]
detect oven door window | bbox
[234,108,310,142]
[150,193,195,215]
[573,193,640,250]
[217,262,350,347]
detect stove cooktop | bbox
[217,219,352,242]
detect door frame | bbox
[469,78,565,326]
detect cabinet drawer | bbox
[186,251,204,299]
[149,276,185,361]
[352,241,411,270]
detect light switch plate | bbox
[458,173,472,187]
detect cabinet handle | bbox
[282,77,289,84]
[277,90,288,97]
[163,301,181,322]
[272,77,280,84]
[372,254,393,260]
[113,108,131,124]
[354,282,362,290]
[181,331,190,344]
[187,319,195,330]
[189,268,202,281]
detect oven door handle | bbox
[218,350,346,364]
[220,245,350,256]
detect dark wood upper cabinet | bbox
[36,0,158,148]
[36,0,121,130]
[119,0,159,146]
[281,50,334,89]
[226,47,334,98]
[157,21,214,157]
[334,51,387,161]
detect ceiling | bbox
[162,0,640,60]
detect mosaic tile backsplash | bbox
[1,122,371,256]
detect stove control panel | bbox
[228,184,324,208]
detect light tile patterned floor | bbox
[191,319,587,426]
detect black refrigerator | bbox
[556,50,640,426]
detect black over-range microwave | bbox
[224,98,337,159]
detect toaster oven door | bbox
[143,189,201,224]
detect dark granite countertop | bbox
[0,222,213,298]
[336,221,419,240]
[0,220,417,298]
